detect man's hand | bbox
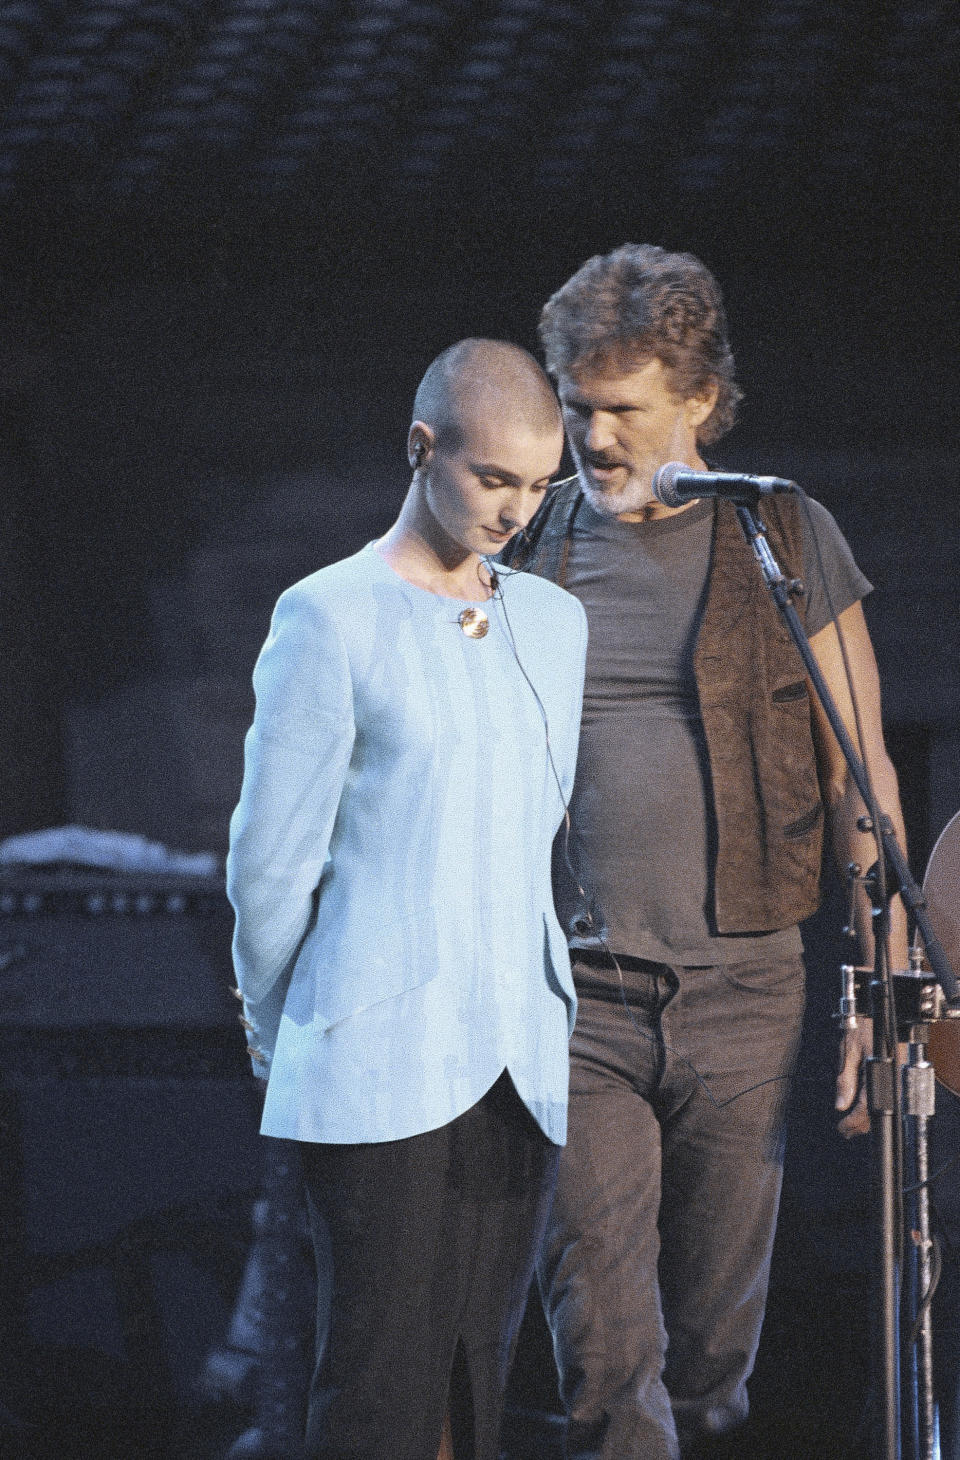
[836,1020,872,1138]
[836,1016,910,1139]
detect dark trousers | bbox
[298,1071,560,1460]
[537,953,805,1460]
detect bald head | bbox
[411,338,561,450]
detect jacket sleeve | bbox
[226,586,356,1067]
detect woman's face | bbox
[418,412,563,563]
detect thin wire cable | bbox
[493,485,903,1121]
[904,1146,960,1196]
[486,554,797,1114]
[907,1232,943,1349]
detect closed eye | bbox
[477,473,553,492]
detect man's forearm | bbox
[826,750,909,970]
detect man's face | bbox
[421,410,563,560]
[557,357,715,519]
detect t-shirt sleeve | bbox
[798,495,873,637]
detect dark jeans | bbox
[298,1071,559,1460]
[537,952,805,1460]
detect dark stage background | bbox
[1,2,959,1456]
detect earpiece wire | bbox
[485,554,797,1113]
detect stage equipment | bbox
[905,813,960,1460]
[0,865,263,1453]
[924,814,960,1100]
[838,812,960,1460]
[651,461,798,506]
[731,491,958,1460]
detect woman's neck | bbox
[375,525,493,601]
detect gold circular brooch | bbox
[457,607,489,639]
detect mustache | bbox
[583,452,627,469]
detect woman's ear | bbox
[408,422,433,470]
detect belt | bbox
[571,949,673,1006]
[572,947,670,975]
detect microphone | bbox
[652,462,799,508]
[481,558,500,592]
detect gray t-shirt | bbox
[555,494,873,965]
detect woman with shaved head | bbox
[227,339,587,1459]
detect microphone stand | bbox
[900,958,938,1460]
[732,498,960,1460]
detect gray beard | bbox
[579,472,651,518]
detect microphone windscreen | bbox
[651,462,689,509]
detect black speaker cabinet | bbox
[0,870,265,1458]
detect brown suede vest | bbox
[503,482,824,933]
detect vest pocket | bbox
[772,680,807,703]
[783,802,823,840]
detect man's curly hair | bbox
[539,243,743,446]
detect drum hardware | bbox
[735,499,957,1460]
[840,963,960,1038]
[835,811,960,1460]
[905,809,960,1460]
